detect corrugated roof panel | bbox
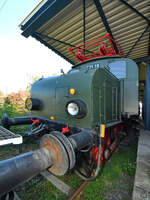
[38,0,84,34]
[119,35,148,47]
[124,33,149,57]
[20,0,150,64]
[130,48,148,55]
[129,0,150,19]
[44,4,104,44]
[117,30,146,43]
[131,53,147,59]
[129,52,148,59]
[123,41,148,53]
[52,25,106,51]
[124,47,147,56]
[123,41,148,52]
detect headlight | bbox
[67,103,79,116]
[66,100,87,119]
[25,98,32,110]
[25,98,42,111]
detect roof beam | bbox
[119,0,150,25]
[134,56,150,63]
[34,32,76,47]
[92,0,119,54]
[126,25,149,57]
[35,32,93,54]
[32,33,75,65]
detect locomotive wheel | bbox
[50,131,76,170]
[40,134,70,176]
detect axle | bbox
[0,148,53,196]
[0,130,94,196]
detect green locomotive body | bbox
[30,57,138,129]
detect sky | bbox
[0,0,71,94]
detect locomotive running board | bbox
[0,126,23,146]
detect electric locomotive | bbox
[0,34,138,195]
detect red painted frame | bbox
[92,124,125,166]
[68,33,123,63]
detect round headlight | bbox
[67,103,79,116]
[25,98,32,110]
[66,100,87,119]
[25,98,42,111]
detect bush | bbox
[4,90,29,106]
[0,90,29,118]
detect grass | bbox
[19,173,82,200]
[83,144,137,200]
[17,141,137,200]
[0,102,28,118]
[20,181,66,200]
[0,102,138,200]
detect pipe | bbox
[2,114,33,129]
[69,130,93,151]
[0,148,53,196]
[2,114,80,133]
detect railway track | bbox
[40,170,89,200]
[67,181,89,200]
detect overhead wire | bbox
[0,0,8,14]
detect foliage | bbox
[4,90,29,106]
[120,159,136,176]
[0,103,18,118]
[0,90,4,97]
[0,89,29,119]
[0,91,29,138]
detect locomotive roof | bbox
[19,0,150,65]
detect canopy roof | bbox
[19,0,150,65]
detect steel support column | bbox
[148,32,150,56]
[144,63,150,130]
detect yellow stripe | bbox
[101,124,105,138]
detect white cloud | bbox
[0,36,71,94]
